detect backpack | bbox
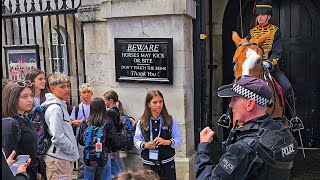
[30,103,63,155]
[119,115,134,151]
[121,115,136,137]
[83,124,109,167]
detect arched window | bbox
[47,29,68,74]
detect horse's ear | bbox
[232,31,242,46]
[257,31,270,45]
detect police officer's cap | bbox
[217,77,272,107]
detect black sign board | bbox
[114,38,173,83]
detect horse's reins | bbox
[263,69,277,115]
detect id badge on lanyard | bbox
[149,119,162,160]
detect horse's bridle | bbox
[237,41,264,54]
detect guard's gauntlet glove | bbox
[263,60,273,71]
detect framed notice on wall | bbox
[4,44,40,81]
[114,38,173,83]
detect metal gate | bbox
[2,0,85,103]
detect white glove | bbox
[263,61,272,71]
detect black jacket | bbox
[2,115,38,179]
[107,107,121,133]
[195,114,298,180]
[140,118,175,163]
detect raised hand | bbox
[200,127,215,143]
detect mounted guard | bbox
[218,0,305,158]
[251,0,293,98]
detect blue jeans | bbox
[84,156,112,180]
[111,152,122,178]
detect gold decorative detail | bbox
[271,58,279,65]
[256,5,272,8]
[250,24,279,60]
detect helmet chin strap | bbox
[258,16,269,26]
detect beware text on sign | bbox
[114,38,173,83]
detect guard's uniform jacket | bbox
[195,114,298,180]
[250,23,282,66]
[250,24,292,96]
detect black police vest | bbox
[238,124,298,180]
[141,120,175,163]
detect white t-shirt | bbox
[70,102,91,138]
[70,102,90,121]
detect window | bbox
[48,29,68,74]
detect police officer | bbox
[250,0,293,97]
[195,77,298,180]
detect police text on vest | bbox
[281,144,295,157]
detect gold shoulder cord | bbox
[250,25,279,64]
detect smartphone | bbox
[9,155,30,176]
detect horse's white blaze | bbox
[242,48,261,75]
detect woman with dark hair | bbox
[102,90,124,177]
[78,97,120,180]
[134,90,182,179]
[25,69,46,107]
[2,80,38,179]
[103,90,122,132]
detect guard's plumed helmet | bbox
[255,0,272,16]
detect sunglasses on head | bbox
[13,80,33,88]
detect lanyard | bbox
[149,118,162,141]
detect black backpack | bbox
[72,104,80,136]
[83,124,109,167]
[119,115,134,151]
[30,103,63,155]
[108,107,134,151]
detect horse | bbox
[230,31,285,126]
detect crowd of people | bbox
[2,71,181,180]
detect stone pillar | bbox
[78,0,196,179]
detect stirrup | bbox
[289,116,304,132]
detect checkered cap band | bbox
[232,84,270,106]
